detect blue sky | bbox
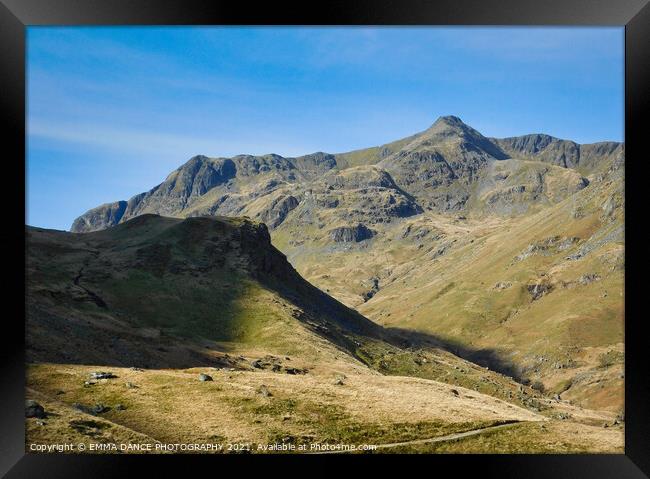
[27,27,624,230]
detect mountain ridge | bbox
[70,116,622,233]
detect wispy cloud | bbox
[28,119,315,159]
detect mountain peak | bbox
[432,115,465,127]
[415,115,491,147]
[424,115,475,137]
[403,115,510,162]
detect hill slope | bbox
[27,215,622,452]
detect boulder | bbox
[257,385,272,397]
[250,359,263,369]
[578,273,601,285]
[89,371,116,380]
[26,400,46,418]
[527,282,552,301]
[73,403,109,415]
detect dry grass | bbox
[385,421,623,454]
[26,359,623,454]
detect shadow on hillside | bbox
[259,267,529,383]
[383,327,526,383]
[26,309,527,386]
[26,295,258,370]
[27,218,526,381]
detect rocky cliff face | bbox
[329,224,375,243]
[70,201,127,233]
[492,135,624,174]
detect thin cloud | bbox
[28,120,316,159]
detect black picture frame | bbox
[2,0,648,476]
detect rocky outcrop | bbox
[321,166,398,190]
[493,281,512,290]
[308,166,423,224]
[124,156,237,217]
[290,152,337,177]
[514,236,580,262]
[362,277,380,302]
[492,135,623,174]
[578,273,601,285]
[493,134,580,169]
[329,224,375,243]
[472,158,590,215]
[25,400,46,418]
[527,281,553,301]
[259,195,300,228]
[70,201,127,233]
[230,154,294,178]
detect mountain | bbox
[72,116,622,234]
[359,159,624,411]
[27,214,621,452]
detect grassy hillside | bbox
[281,163,623,413]
[26,214,622,453]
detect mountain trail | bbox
[310,420,528,453]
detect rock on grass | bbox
[26,400,46,418]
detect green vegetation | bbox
[103,269,286,344]
[230,387,501,447]
[598,350,624,368]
